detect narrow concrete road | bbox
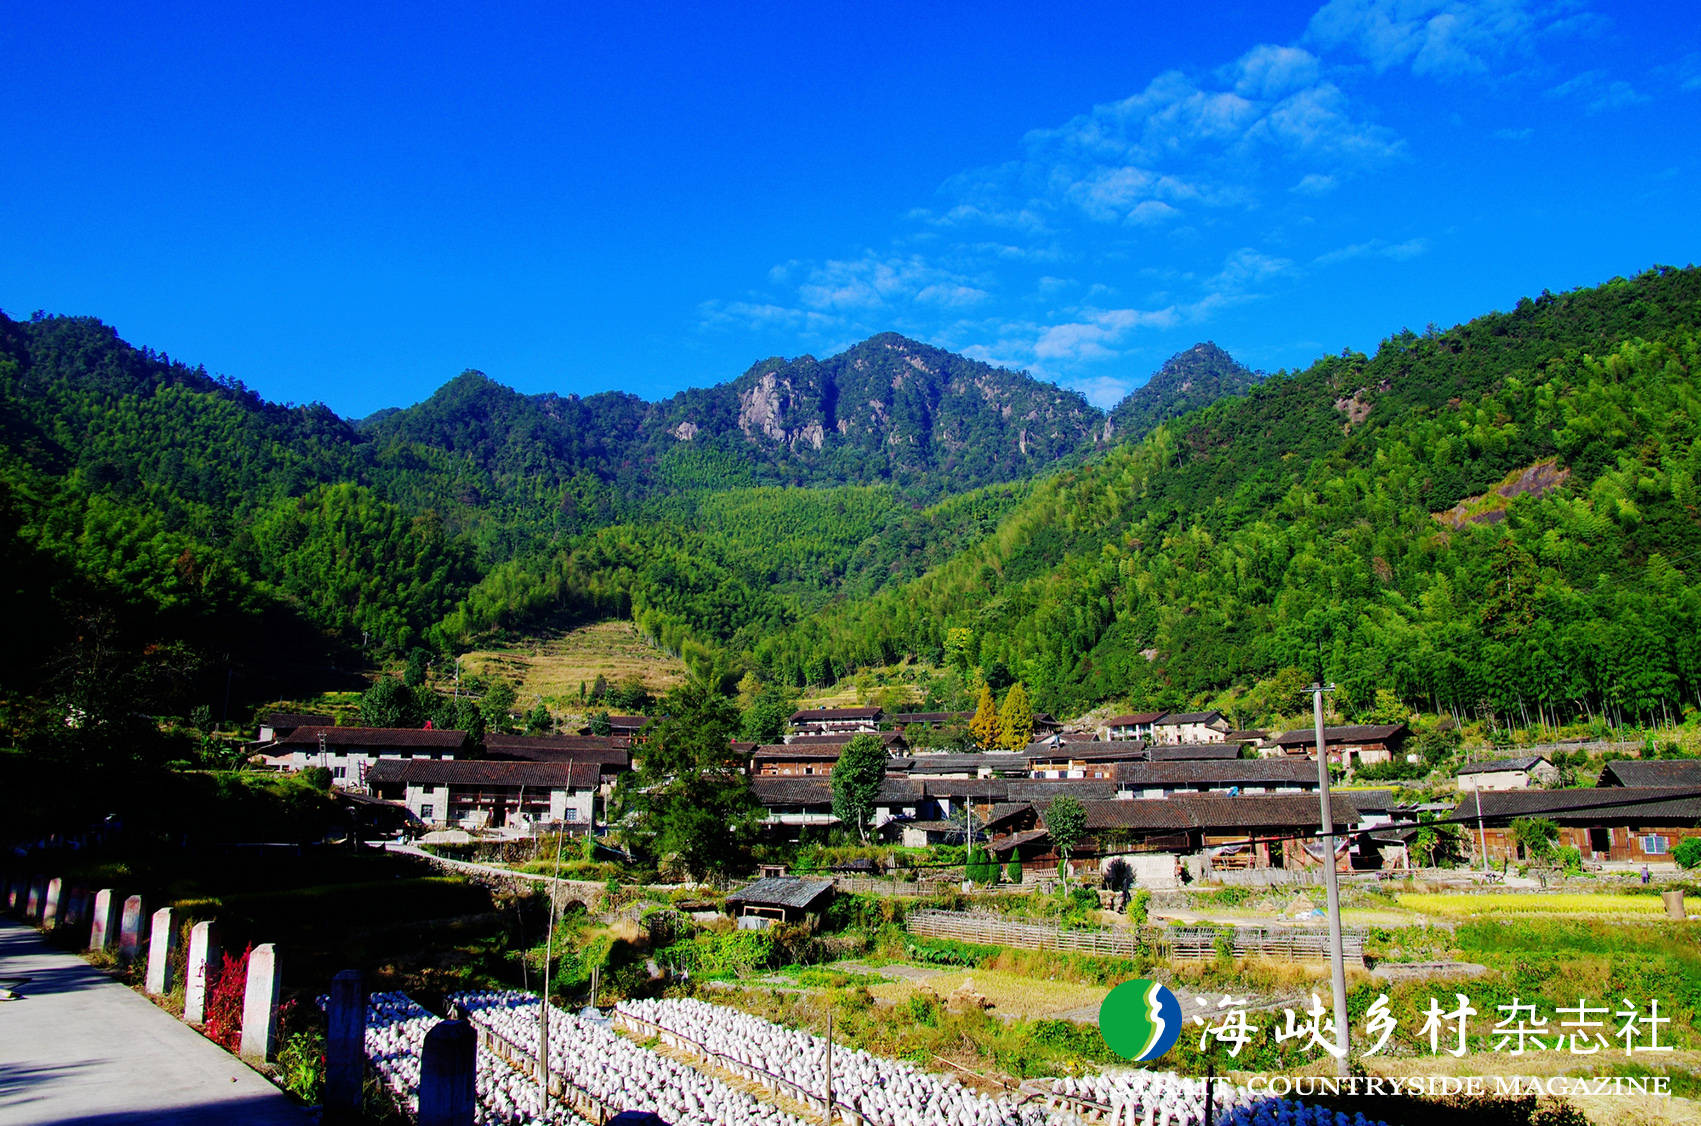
[0,920,310,1125]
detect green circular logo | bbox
[1099,978,1184,1061]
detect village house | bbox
[1100,712,1165,741]
[987,793,1360,880]
[367,758,599,831]
[1267,723,1409,767]
[1455,787,1701,865]
[1113,758,1319,799]
[480,734,631,796]
[788,706,882,737]
[1150,710,1232,744]
[1455,754,1559,791]
[272,725,466,790]
[751,744,841,777]
[1025,740,1148,779]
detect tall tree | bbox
[830,732,887,843]
[616,679,760,883]
[968,684,999,749]
[998,682,1034,750]
[1045,794,1088,889]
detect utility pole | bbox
[1310,683,1351,1076]
[538,828,565,1107]
[1474,784,1489,872]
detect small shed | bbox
[725,877,836,925]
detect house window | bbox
[420,804,434,819]
[1641,834,1669,855]
[564,807,580,822]
[332,766,346,778]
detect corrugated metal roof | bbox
[727,877,835,910]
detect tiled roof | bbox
[1598,760,1701,788]
[481,735,630,767]
[753,745,843,761]
[1027,740,1149,762]
[1147,743,1242,761]
[1114,759,1318,786]
[1452,786,1701,824]
[1270,724,1408,747]
[900,752,1031,774]
[1341,789,1397,812]
[1040,793,1356,833]
[366,758,599,788]
[279,726,466,749]
[1104,712,1166,725]
[785,732,906,747]
[750,777,833,806]
[1178,793,1356,830]
[1003,779,1119,801]
[889,712,971,724]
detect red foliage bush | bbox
[202,943,253,1051]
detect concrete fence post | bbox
[418,1019,476,1126]
[42,877,64,929]
[26,875,46,920]
[90,889,121,953]
[145,908,178,996]
[325,970,366,1121]
[240,944,281,1064]
[119,895,146,962]
[184,921,219,1026]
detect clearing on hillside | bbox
[459,620,690,707]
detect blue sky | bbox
[3,1,1698,417]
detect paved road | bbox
[0,920,310,1125]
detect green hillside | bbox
[2,267,1697,748]
[753,266,1701,729]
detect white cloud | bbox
[697,300,842,335]
[794,253,987,313]
[1292,172,1338,195]
[1313,236,1429,266]
[1229,44,1323,99]
[1305,0,1547,78]
[1547,70,1650,113]
[1213,248,1295,290]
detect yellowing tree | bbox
[999,682,1034,750]
[969,684,999,749]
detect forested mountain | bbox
[1106,341,1260,442]
[752,266,1701,732]
[3,267,1698,749]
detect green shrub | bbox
[1675,838,1701,870]
[1004,858,1023,884]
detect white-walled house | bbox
[366,758,599,830]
